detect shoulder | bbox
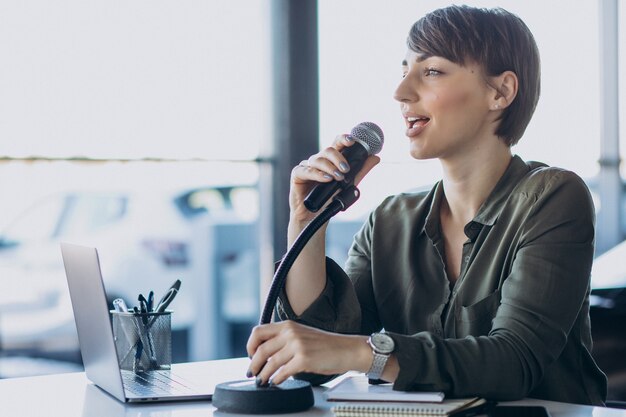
[509,161,595,233]
[373,185,436,216]
[356,184,437,241]
[523,160,587,189]
[518,161,592,205]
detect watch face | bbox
[371,333,395,354]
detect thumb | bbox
[353,155,381,186]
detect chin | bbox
[408,144,434,161]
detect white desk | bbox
[0,358,624,417]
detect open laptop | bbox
[60,242,223,402]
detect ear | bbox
[488,71,518,111]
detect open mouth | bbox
[407,116,430,129]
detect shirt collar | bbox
[421,155,531,240]
[472,154,530,226]
[423,181,445,241]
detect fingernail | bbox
[246,369,253,378]
[339,162,350,172]
[334,171,344,179]
[345,135,354,142]
[323,173,333,180]
[255,376,263,386]
[269,379,276,387]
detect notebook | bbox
[331,397,489,417]
[60,242,226,403]
[325,376,445,403]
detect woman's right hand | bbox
[285,133,380,314]
[289,134,381,224]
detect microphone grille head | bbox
[351,122,384,155]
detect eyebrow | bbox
[416,54,432,62]
[401,54,433,67]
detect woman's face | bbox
[394,50,499,161]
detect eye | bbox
[425,67,442,76]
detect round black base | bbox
[212,379,314,414]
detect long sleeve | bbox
[276,256,362,334]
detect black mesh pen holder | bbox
[111,311,172,372]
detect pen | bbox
[155,279,181,313]
[138,294,158,368]
[119,307,144,366]
[147,290,154,312]
[113,298,129,313]
[138,294,149,324]
[134,339,144,373]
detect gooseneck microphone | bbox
[212,122,384,415]
[304,122,384,212]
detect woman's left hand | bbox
[246,320,371,386]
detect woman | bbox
[246,5,607,405]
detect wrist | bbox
[289,203,317,225]
[288,216,310,232]
[351,336,374,374]
[288,217,328,246]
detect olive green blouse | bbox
[276,155,607,405]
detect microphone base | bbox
[212,379,314,414]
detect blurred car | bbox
[0,185,258,360]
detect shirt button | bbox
[464,256,470,262]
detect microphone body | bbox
[303,144,369,212]
[303,122,384,212]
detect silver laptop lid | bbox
[60,242,127,402]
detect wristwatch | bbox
[366,332,395,380]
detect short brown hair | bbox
[407,5,541,146]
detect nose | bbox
[393,74,418,104]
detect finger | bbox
[291,160,335,184]
[331,133,357,151]
[246,323,280,358]
[316,146,352,175]
[306,148,349,179]
[292,134,356,184]
[270,348,331,386]
[256,346,295,386]
[353,155,381,186]
[268,361,301,387]
[246,342,282,385]
[248,339,286,382]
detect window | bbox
[0,1,270,376]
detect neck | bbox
[440,142,512,225]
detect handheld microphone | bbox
[303,122,384,212]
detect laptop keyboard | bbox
[122,370,197,397]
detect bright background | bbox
[0,1,624,388]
